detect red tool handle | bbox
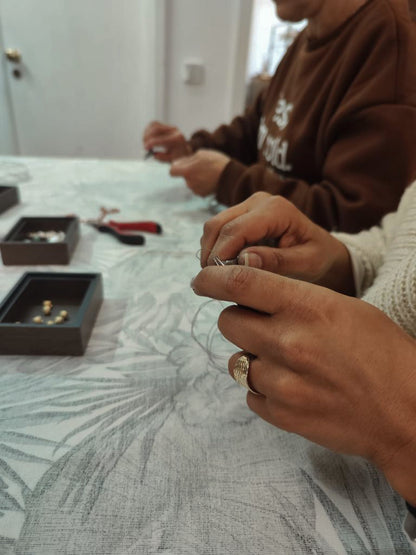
[108,220,162,234]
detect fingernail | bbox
[239,252,262,268]
[190,276,196,290]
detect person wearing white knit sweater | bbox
[191,181,416,546]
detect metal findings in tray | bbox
[0,216,79,265]
[0,272,103,355]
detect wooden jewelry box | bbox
[0,272,103,355]
[0,186,19,215]
[0,216,79,265]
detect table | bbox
[0,157,412,554]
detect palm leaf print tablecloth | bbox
[0,157,412,554]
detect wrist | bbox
[320,236,355,295]
[185,141,193,156]
[375,430,416,505]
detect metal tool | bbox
[80,207,162,246]
[88,221,145,245]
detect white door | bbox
[0,0,165,158]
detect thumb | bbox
[239,245,315,279]
[170,155,193,177]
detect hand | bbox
[143,121,192,162]
[170,149,230,197]
[200,192,354,295]
[191,265,416,504]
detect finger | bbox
[154,152,174,163]
[218,305,271,356]
[200,203,252,267]
[143,121,176,142]
[227,341,324,403]
[228,351,292,398]
[170,156,195,177]
[145,132,185,152]
[192,265,313,315]
[238,245,319,278]
[201,195,299,268]
[245,394,302,434]
[246,392,346,448]
[228,351,264,396]
[245,393,275,425]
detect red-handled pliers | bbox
[78,207,162,246]
[91,220,162,245]
[89,222,145,245]
[107,220,162,234]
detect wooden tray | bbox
[0,272,103,355]
[0,216,79,265]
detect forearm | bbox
[190,125,258,165]
[215,158,401,235]
[189,92,264,164]
[215,162,365,231]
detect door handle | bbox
[5,48,22,63]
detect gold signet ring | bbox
[232,353,260,395]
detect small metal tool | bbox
[79,207,162,246]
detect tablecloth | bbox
[0,157,412,554]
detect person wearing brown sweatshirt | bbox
[143,0,416,232]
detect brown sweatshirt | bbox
[189,0,416,232]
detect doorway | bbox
[0,0,165,158]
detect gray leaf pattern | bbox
[0,157,412,554]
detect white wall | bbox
[1,0,165,159]
[0,0,253,157]
[163,0,253,138]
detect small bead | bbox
[43,300,52,305]
[43,306,52,315]
[47,320,54,325]
[33,316,43,324]
[59,310,68,319]
[54,316,64,324]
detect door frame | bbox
[227,0,254,117]
[139,0,167,124]
[0,13,19,155]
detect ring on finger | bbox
[232,353,260,395]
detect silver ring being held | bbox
[232,353,260,395]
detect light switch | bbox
[182,60,205,85]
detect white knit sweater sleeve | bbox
[332,182,416,338]
[332,210,397,297]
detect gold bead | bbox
[47,320,54,325]
[33,316,43,324]
[43,306,52,315]
[43,300,52,305]
[59,310,68,319]
[54,316,64,324]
